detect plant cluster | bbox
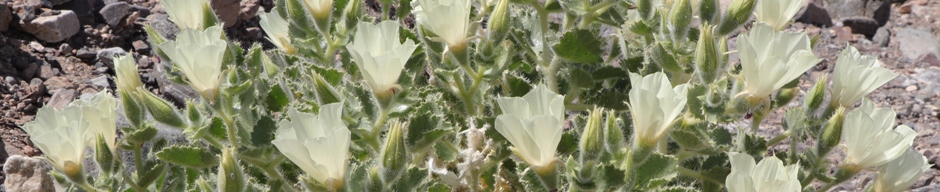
[20,0,930,191]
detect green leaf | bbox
[208,117,227,140]
[591,66,628,81]
[568,68,595,88]
[427,182,451,192]
[138,163,167,188]
[709,127,733,146]
[553,29,604,63]
[744,133,768,158]
[251,116,278,146]
[655,186,702,192]
[669,129,711,152]
[127,127,158,144]
[634,153,678,190]
[504,74,533,97]
[155,146,219,168]
[265,84,290,112]
[392,167,429,191]
[599,164,626,189]
[650,42,681,72]
[556,133,578,155]
[435,141,459,162]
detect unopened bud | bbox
[817,107,845,156]
[695,24,720,83]
[699,0,720,24]
[804,74,828,118]
[136,88,188,128]
[717,0,756,36]
[636,0,654,21]
[605,111,624,155]
[487,0,511,42]
[343,0,361,30]
[218,148,246,192]
[119,90,145,129]
[773,87,799,108]
[668,0,692,41]
[579,108,605,163]
[381,121,408,182]
[95,136,116,175]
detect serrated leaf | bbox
[155,146,218,168]
[208,117,227,140]
[392,167,429,191]
[634,153,678,190]
[265,84,290,112]
[710,127,733,146]
[655,186,701,192]
[599,164,626,189]
[553,29,604,63]
[251,116,277,146]
[568,68,595,88]
[435,141,459,162]
[744,133,768,158]
[127,127,158,144]
[138,163,167,188]
[345,164,370,191]
[521,168,549,192]
[505,74,533,97]
[557,133,578,155]
[670,129,711,152]
[427,182,451,192]
[591,66,628,81]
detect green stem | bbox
[381,2,391,20]
[677,167,722,184]
[452,73,479,116]
[133,145,144,180]
[767,130,791,146]
[564,103,594,111]
[201,134,224,149]
[216,108,239,148]
[261,164,297,192]
[368,108,390,152]
[750,110,767,132]
[544,56,562,92]
[80,182,100,192]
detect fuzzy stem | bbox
[767,130,791,146]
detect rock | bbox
[240,0,261,22]
[46,88,76,109]
[99,2,132,27]
[96,47,127,69]
[841,17,879,39]
[57,0,95,24]
[22,10,80,43]
[38,62,53,80]
[133,40,150,53]
[20,63,38,80]
[0,4,11,32]
[90,76,110,89]
[146,14,180,39]
[2,155,55,192]
[26,78,45,101]
[14,4,38,22]
[918,54,940,68]
[76,49,96,59]
[212,0,241,27]
[872,27,890,47]
[899,0,928,14]
[834,26,855,42]
[42,0,72,6]
[896,28,940,61]
[42,76,73,92]
[824,0,890,26]
[914,185,940,192]
[796,3,834,27]
[4,76,15,84]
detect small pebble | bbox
[907,85,919,91]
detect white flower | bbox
[738,22,821,99]
[259,11,297,54]
[831,45,898,108]
[842,99,917,168]
[161,0,209,29]
[413,0,472,49]
[157,26,227,99]
[272,103,351,186]
[495,84,565,168]
[74,91,119,151]
[754,0,804,31]
[21,101,91,174]
[726,153,801,192]
[346,21,418,95]
[303,0,333,20]
[874,149,931,192]
[628,72,688,148]
[114,55,142,92]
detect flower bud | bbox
[636,0,654,21]
[487,0,511,42]
[699,0,719,24]
[95,136,116,175]
[579,108,605,163]
[136,88,188,129]
[773,87,799,108]
[717,0,756,36]
[650,42,682,73]
[804,74,828,118]
[381,121,408,181]
[817,107,844,156]
[218,148,246,192]
[604,111,624,155]
[342,0,361,30]
[695,24,720,83]
[668,0,692,41]
[120,91,145,129]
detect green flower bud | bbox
[119,90,145,129]
[668,0,692,41]
[217,148,246,192]
[717,0,756,36]
[487,0,511,42]
[604,111,624,155]
[699,0,720,24]
[804,74,828,118]
[773,87,799,108]
[343,0,361,30]
[695,24,720,83]
[381,121,408,182]
[95,136,116,175]
[136,88,188,129]
[816,107,844,156]
[636,0,654,21]
[579,108,605,163]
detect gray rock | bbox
[824,0,890,25]
[46,88,76,109]
[896,28,940,60]
[42,0,72,6]
[90,76,110,89]
[154,63,199,106]
[0,4,11,32]
[2,155,55,192]
[96,47,127,69]
[5,76,16,85]
[57,0,95,24]
[38,62,53,80]
[99,2,132,27]
[76,49,96,59]
[212,0,241,27]
[841,17,879,39]
[146,14,180,39]
[133,40,150,53]
[918,53,940,68]
[872,27,890,47]
[22,10,80,43]
[914,185,940,192]
[26,78,45,101]
[796,3,834,27]
[14,4,37,22]
[20,63,38,80]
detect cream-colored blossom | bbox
[157,26,227,100]
[161,0,209,29]
[738,22,820,99]
[726,153,801,192]
[346,21,418,95]
[843,99,917,168]
[272,103,350,186]
[831,46,898,108]
[259,11,297,54]
[74,91,119,151]
[628,72,688,148]
[754,0,804,31]
[495,84,565,168]
[114,55,142,92]
[874,149,931,192]
[21,101,91,174]
[412,0,472,49]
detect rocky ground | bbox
[0,0,937,191]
